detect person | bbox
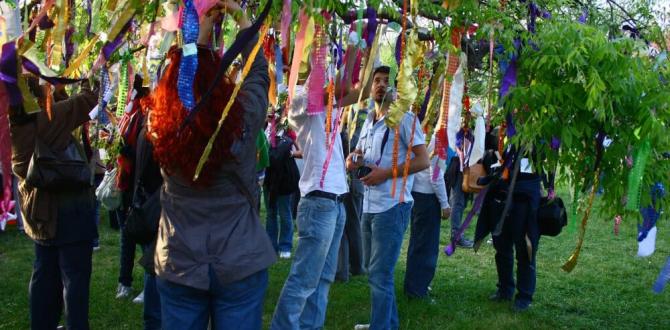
[336,101,370,282]
[133,101,164,329]
[270,31,364,330]
[477,144,542,312]
[263,120,299,258]
[9,77,98,329]
[346,66,430,329]
[404,133,451,299]
[147,2,275,329]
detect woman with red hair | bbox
[146,1,275,328]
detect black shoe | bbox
[456,237,474,248]
[489,292,512,302]
[512,300,531,312]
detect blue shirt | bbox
[356,111,425,214]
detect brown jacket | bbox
[10,86,97,241]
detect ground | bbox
[1,195,669,329]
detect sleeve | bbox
[56,84,98,130]
[430,157,449,209]
[287,85,307,131]
[237,30,270,130]
[9,118,36,180]
[400,112,425,148]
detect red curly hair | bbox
[147,46,244,186]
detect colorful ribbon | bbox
[625,139,651,211]
[653,256,670,294]
[0,82,15,230]
[177,0,200,111]
[562,169,601,273]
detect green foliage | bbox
[507,20,670,217]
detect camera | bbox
[356,166,372,179]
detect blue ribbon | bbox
[177,0,200,111]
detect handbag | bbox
[95,167,122,210]
[462,163,486,193]
[124,125,161,245]
[537,196,567,236]
[125,185,161,245]
[26,136,92,190]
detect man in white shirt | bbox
[271,39,365,329]
[404,133,451,299]
[346,66,429,330]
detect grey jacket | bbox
[154,32,276,290]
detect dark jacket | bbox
[154,31,277,290]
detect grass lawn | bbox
[1,193,669,329]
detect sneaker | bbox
[115,283,132,299]
[93,246,101,252]
[132,291,144,304]
[512,299,531,312]
[354,324,370,330]
[489,291,513,302]
[279,251,291,259]
[456,237,474,248]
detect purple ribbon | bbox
[551,136,561,150]
[0,42,23,106]
[653,256,670,294]
[417,86,431,121]
[445,185,490,256]
[365,7,377,46]
[578,8,588,24]
[499,58,517,99]
[102,21,133,61]
[86,0,93,36]
[38,15,55,30]
[21,58,82,85]
[65,27,75,66]
[395,34,402,67]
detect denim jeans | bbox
[271,195,346,330]
[449,171,468,239]
[492,178,541,304]
[157,268,268,330]
[362,202,412,330]
[264,190,294,253]
[30,241,93,330]
[404,192,441,298]
[144,272,161,330]
[337,176,365,281]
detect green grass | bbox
[1,198,670,329]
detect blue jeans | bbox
[404,192,441,298]
[271,195,346,330]
[157,268,268,330]
[362,202,412,330]
[144,272,161,330]
[492,178,541,304]
[264,191,294,253]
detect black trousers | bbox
[30,240,93,330]
[336,178,365,281]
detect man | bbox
[346,66,430,329]
[447,147,475,248]
[404,133,451,299]
[271,33,366,329]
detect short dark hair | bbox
[372,66,390,78]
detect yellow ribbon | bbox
[356,24,384,106]
[107,2,137,41]
[194,25,269,181]
[562,169,601,272]
[62,35,99,77]
[51,0,69,69]
[386,30,421,129]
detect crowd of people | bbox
[6,2,549,330]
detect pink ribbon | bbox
[194,0,219,20]
[286,10,309,114]
[280,0,291,50]
[0,82,15,228]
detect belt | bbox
[306,190,345,203]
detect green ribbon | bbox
[626,139,651,211]
[115,56,129,117]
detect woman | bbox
[147,2,275,328]
[9,77,98,329]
